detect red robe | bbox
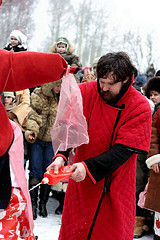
[59,81,152,240]
[0,49,67,157]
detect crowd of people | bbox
[1,29,160,240]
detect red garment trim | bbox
[52,154,68,164]
[82,161,96,184]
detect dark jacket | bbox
[4,43,27,52]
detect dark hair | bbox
[155,70,160,77]
[134,67,138,78]
[144,77,160,98]
[97,52,135,83]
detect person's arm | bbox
[70,55,81,68]
[56,149,71,162]
[0,50,67,92]
[82,143,139,183]
[47,144,136,183]
[10,89,31,126]
[24,108,42,143]
[24,90,43,143]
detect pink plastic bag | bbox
[138,180,149,208]
[51,69,89,154]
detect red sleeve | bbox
[0,50,67,91]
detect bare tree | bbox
[146,34,154,68]
[0,0,38,49]
[1,0,155,71]
[122,31,145,70]
[73,0,109,65]
[43,0,74,51]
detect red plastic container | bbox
[41,165,73,185]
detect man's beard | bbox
[100,90,119,102]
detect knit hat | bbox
[4,92,15,99]
[144,77,160,98]
[56,37,69,50]
[9,30,27,46]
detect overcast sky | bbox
[109,0,159,33]
[30,0,160,66]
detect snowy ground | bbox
[25,161,61,240]
[33,197,61,240]
[33,196,153,240]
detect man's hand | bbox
[68,163,86,182]
[47,157,65,173]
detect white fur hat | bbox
[146,154,160,169]
[10,30,27,46]
[4,92,15,99]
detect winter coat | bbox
[146,67,156,80]
[50,42,81,82]
[7,89,31,131]
[147,105,160,159]
[59,81,152,240]
[135,73,147,87]
[143,106,160,212]
[135,98,155,204]
[25,81,61,143]
[0,49,67,157]
[50,42,81,68]
[4,43,27,52]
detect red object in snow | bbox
[41,165,73,185]
[0,1,2,6]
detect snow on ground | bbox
[33,195,153,240]
[25,161,61,240]
[33,197,61,240]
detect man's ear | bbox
[124,77,129,84]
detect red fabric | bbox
[0,0,2,6]
[0,50,67,92]
[68,66,77,74]
[0,187,36,239]
[0,49,67,157]
[59,81,152,240]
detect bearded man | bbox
[48,52,152,240]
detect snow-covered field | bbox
[33,196,153,240]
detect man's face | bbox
[99,72,128,101]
